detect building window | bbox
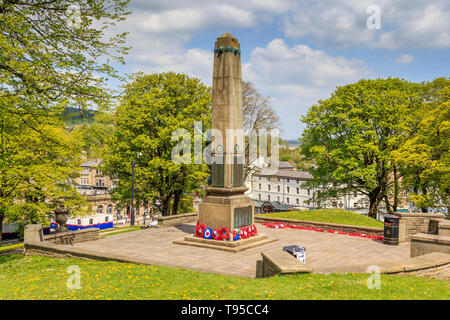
[277,186,280,192]
[107,204,113,214]
[287,179,290,183]
[77,219,81,225]
[296,187,299,194]
[354,191,358,197]
[89,218,94,225]
[287,197,290,204]
[268,195,271,201]
[296,198,299,205]
[308,189,311,196]
[268,185,271,191]
[287,187,290,193]
[97,205,103,213]
[259,183,261,190]
[105,216,109,222]
[258,194,261,201]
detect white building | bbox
[246,161,369,211]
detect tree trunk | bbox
[368,188,381,219]
[393,166,399,212]
[421,186,428,213]
[384,194,393,214]
[161,195,172,216]
[172,190,182,216]
[0,209,4,245]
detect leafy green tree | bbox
[101,72,211,216]
[0,101,87,243]
[72,111,116,158]
[301,78,422,218]
[0,0,130,122]
[393,80,449,213]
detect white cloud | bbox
[395,54,414,65]
[281,0,450,49]
[243,39,373,138]
[244,39,371,87]
[101,0,446,138]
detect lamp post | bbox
[130,152,142,226]
[130,160,136,226]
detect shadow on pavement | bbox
[173,224,195,234]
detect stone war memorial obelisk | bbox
[174,33,277,252]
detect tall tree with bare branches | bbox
[242,81,280,181]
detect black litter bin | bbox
[383,215,400,245]
[283,245,306,263]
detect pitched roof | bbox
[255,168,313,180]
[279,161,294,169]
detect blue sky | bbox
[109,0,450,139]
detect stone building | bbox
[246,161,369,211]
[75,159,148,220]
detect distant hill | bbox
[61,107,97,125]
[284,139,301,146]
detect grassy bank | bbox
[261,209,384,228]
[0,254,448,300]
[0,243,24,253]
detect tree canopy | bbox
[101,72,211,216]
[0,0,130,121]
[0,106,88,242]
[301,78,424,218]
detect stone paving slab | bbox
[68,223,411,278]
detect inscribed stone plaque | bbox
[234,206,252,229]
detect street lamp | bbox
[130,152,142,226]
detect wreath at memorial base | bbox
[195,222,258,241]
[203,227,213,239]
[240,226,250,239]
[250,224,257,236]
[233,228,240,241]
[212,228,221,240]
[220,227,230,240]
[195,221,206,238]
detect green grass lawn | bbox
[0,254,448,300]
[101,226,142,237]
[0,243,24,253]
[262,209,384,229]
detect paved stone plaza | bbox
[71,222,410,278]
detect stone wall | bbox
[255,216,383,236]
[43,228,99,245]
[260,251,313,277]
[395,212,445,241]
[410,233,450,257]
[157,213,198,227]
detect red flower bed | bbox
[261,222,383,241]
